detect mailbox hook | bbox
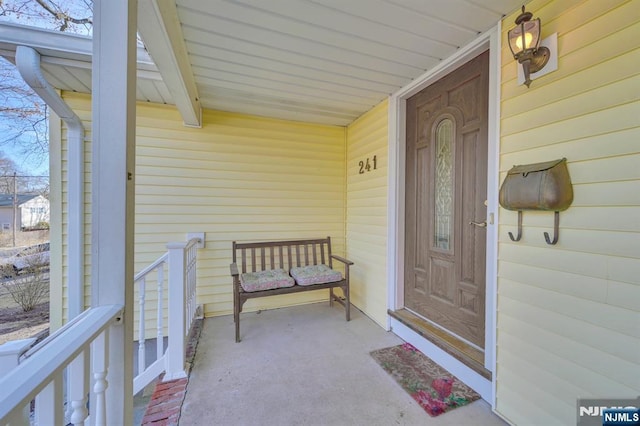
[544,211,560,245]
[508,211,523,242]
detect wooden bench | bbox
[230,237,353,342]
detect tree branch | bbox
[34,0,92,30]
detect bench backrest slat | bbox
[295,245,300,268]
[241,248,247,272]
[269,246,275,270]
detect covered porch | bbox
[175,303,505,425]
[0,0,637,424]
[1,0,516,419]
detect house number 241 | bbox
[358,155,377,174]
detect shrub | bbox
[1,256,49,312]
[22,222,50,231]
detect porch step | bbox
[388,308,491,380]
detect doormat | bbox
[370,343,480,417]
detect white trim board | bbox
[386,23,501,408]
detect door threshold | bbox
[388,308,491,380]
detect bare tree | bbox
[0,154,24,193]
[0,154,48,197]
[0,58,49,167]
[0,0,92,33]
[0,0,92,174]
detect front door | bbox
[404,51,489,349]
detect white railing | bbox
[133,252,168,395]
[133,237,201,394]
[0,237,201,422]
[0,304,123,425]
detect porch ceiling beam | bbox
[138,0,202,127]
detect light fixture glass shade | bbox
[508,18,541,57]
[508,6,550,87]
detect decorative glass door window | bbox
[434,118,453,250]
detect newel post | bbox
[165,242,188,381]
[0,338,35,377]
[0,339,35,424]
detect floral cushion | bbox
[290,264,343,286]
[239,268,295,292]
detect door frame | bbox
[386,23,501,406]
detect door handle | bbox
[469,221,487,228]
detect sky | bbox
[0,0,93,177]
[0,58,49,176]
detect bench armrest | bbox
[331,254,354,266]
[230,262,239,277]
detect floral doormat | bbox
[370,343,480,417]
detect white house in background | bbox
[0,194,50,231]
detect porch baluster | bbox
[92,330,109,426]
[157,266,164,359]
[35,372,64,424]
[69,350,89,425]
[5,409,25,425]
[138,277,146,375]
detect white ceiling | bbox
[0,0,525,127]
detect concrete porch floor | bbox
[179,302,507,425]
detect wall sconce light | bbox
[508,5,550,88]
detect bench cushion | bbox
[240,268,295,292]
[290,264,343,286]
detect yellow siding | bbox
[345,100,389,327]
[54,95,93,325]
[57,93,347,325]
[136,105,347,317]
[496,1,640,424]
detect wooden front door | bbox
[404,51,489,349]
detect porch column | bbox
[91,0,137,422]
